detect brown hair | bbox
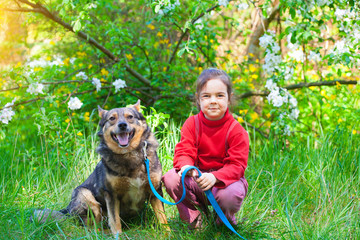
[195,68,233,110]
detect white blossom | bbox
[332,40,349,55]
[288,49,305,62]
[290,108,300,119]
[92,78,102,92]
[266,88,296,108]
[87,3,97,9]
[263,53,282,74]
[259,34,274,48]
[27,59,49,68]
[158,0,180,15]
[272,95,284,107]
[113,79,127,93]
[284,67,294,81]
[0,98,16,124]
[289,96,298,107]
[27,83,44,95]
[317,0,332,7]
[0,108,15,124]
[281,89,290,104]
[218,0,229,7]
[238,3,249,10]
[76,71,88,80]
[283,125,291,136]
[68,97,83,110]
[279,112,287,120]
[271,43,281,53]
[308,51,321,62]
[353,28,360,43]
[335,8,347,20]
[26,56,63,69]
[194,18,204,30]
[267,88,284,107]
[265,79,278,91]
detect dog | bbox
[33,100,168,235]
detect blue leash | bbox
[144,158,246,240]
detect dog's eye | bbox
[127,115,134,120]
[109,116,116,121]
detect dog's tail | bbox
[31,208,69,223]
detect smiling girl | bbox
[162,68,249,229]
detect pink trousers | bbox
[162,168,248,225]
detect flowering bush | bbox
[0,0,359,142]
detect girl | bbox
[162,68,249,229]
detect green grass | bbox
[0,121,359,239]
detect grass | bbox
[0,120,359,240]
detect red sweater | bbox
[174,109,249,188]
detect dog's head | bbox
[97,100,149,154]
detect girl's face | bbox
[198,79,231,121]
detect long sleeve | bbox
[173,116,197,169]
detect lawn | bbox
[0,120,359,239]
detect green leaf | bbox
[72,19,82,32]
[183,20,191,32]
[177,48,186,58]
[337,68,342,77]
[290,31,297,44]
[290,8,296,19]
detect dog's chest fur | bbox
[106,174,147,212]
[103,151,150,213]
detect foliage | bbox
[0,0,359,141]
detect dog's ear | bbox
[133,100,141,112]
[98,105,108,118]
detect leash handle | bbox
[145,159,246,239]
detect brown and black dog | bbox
[33,100,168,235]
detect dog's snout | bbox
[118,122,128,130]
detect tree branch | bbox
[244,1,280,57]
[167,4,220,67]
[196,42,216,66]
[133,44,153,79]
[14,0,154,89]
[237,80,358,99]
[0,7,42,13]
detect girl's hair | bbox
[195,68,233,109]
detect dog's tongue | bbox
[116,133,129,146]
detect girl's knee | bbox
[216,191,245,206]
[214,181,247,210]
[162,168,181,190]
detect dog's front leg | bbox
[150,197,170,231]
[104,192,122,235]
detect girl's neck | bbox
[199,109,230,127]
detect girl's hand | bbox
[196,173,217,191]
[178,165,198,177]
